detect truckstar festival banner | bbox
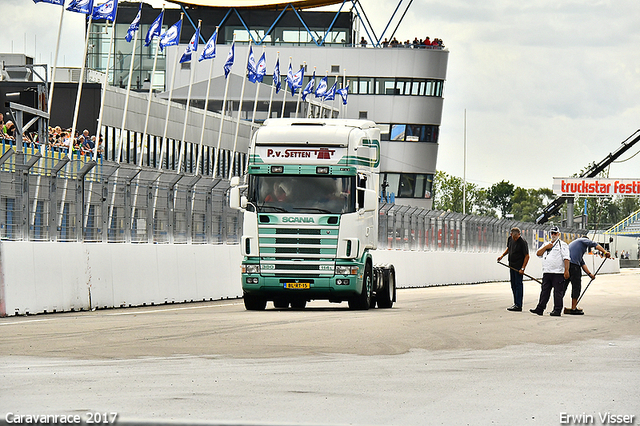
[553,178,640,196]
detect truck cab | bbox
[230,119,395,310]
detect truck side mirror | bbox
[363,189,378,212]
[230,187,242,210]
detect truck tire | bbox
[244,294,267,311]
[377,266,396,309]
[348,263,372,310]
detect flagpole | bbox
[69,12,94,159]
[93,17,118,161]
[139,6,165,167]
[158,13,184,171]
[345,79,350,118]
[178,20,201,173]
[250,46,265,127]
[306,66,316,118]
[48,3,66,115]
[84,15,117,229]
[116,20,141,163]
[229,39,252,180]
[196,26,218,174]
[213,35,235,178]
[266,51,279,120]
[280,56,291,118]
[295,61,305,118]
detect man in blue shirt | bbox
[564,237,610,315]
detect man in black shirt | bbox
[497,227,530,311]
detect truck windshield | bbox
[249,175,355,214]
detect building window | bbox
[381,173,434,199]
[359,111,368,119]
[378,124,439,143]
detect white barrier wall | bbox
[0,242,243,316]
[0,242,619,316]
[371,249,620,287]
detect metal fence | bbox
[0,142,242,244]
[377,203,587,253]
[1,141,586,248]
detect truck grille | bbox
[258,221,339,276]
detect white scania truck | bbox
[230,119,396,310]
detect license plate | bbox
[284,282,310,289]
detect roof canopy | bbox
[169,0,343,9]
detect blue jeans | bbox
[510,268,524,307]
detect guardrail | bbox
[377,203,587,252]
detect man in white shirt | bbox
[530,226,570,317]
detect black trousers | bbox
[536,273,565,313]
[563,263,582,299]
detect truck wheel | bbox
[377,267,395,309]
[291,300,307,309]
[273,299,290,309]
[348,263,372,310]
[244,294,267,311]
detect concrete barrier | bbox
[0,242,243,316]
[0,242,620,316]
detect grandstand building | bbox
[87,0,449,208]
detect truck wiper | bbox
[291,207,333,214]
[258,205,288,212]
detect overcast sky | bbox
[6,0,640,190]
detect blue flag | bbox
[199,29,217,62]
[286,65,304,96]
[273,57,281,94]
[336,85,349,105]
[315,76,328,98]
[254,52,267,83]
[223,42,234,78]
[247,46,257,82]
[159,19,182,51]
[145,11,163,46]
[302,71,315,101]
[91,0,117,21]
[324,82,337,101]
[33,0,65,5]
[179,27,199,63]
[125,3,141,42]
[66,0,93,14]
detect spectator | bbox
[382,38,389,48]
[360,36,367,47]
[390,37,400,47]
[412,37,420,47]
[82,135,95,155]
[4,121,16,141]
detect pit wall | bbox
[0,242,619,316]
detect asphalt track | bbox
[1,269,639,425]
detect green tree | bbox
[433,171,478,213]
[511,187,555,222]
[473,188,497,217]
[488,180,514,218]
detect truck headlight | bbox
[335,265,359,275]
[242,264,260,274]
